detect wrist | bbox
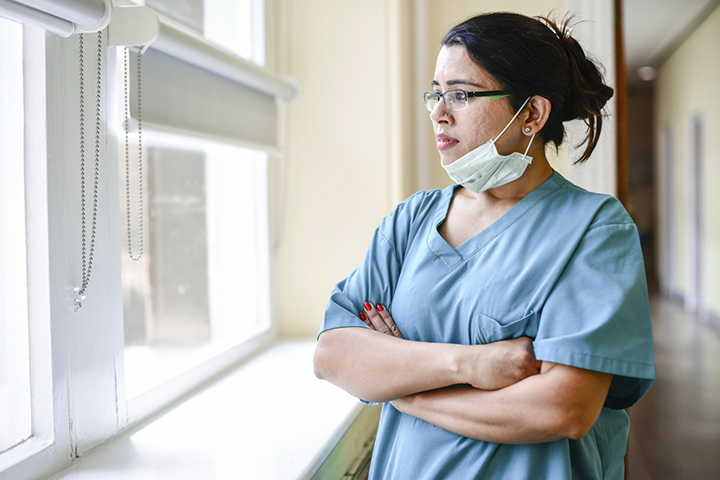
[448,344,472,384]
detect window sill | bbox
[46,340,365,480]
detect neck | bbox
[475,152,553,202]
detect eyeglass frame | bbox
[423,89,512,112]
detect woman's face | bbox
[431,45,524,166]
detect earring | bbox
[524,127,531,133]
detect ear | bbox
[522,95,551,135]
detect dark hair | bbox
[441,12,614,163]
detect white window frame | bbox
[0,17,31,455]
[0,23,58,480]
[0,19,54,471]
[0,1,286,477]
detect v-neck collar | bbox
[427,171,561,270]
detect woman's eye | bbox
[452,91,465,102]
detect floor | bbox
[626,295,720,479]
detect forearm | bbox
[391,363,613,443]
[314,327,464,402]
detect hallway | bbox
[627,295,720,479]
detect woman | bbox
[314,12,655,480]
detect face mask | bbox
[442,97,536,193]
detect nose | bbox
[429,99,451,124]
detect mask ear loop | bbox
[521,133,536,163]
[492,96,532,143]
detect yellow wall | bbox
[272,0,394,337]
[655,3,720,315]
[272,0,567,338]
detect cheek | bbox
[458,120,491,149]
[462,108,498,140]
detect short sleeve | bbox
[533,221,656,409]
[318,191,435,338]
[319,230,399,336]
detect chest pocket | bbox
[472,311,539,345]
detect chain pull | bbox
[123,47,144,261]
[75,31,103,313]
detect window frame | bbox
[0,16,32,455]
[0,23,61,480]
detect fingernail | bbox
[364,302,372,311]
[376,304,384,312]
[359,312,367,321]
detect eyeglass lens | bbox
[425,90,468,112]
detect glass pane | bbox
[204,0,266,65]
[0,18,31,453]
[145,0,266,64]
[146,0,205,33]
[121,142,271,398]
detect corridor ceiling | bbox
[624,0,719,79]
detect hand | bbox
[359,302,403,339]
[461,337,542,391]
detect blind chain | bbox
[124,48,144,261]
[74,31,103,313]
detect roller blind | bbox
[133,16,297,150]
[0,1,298,150]
[133,45,277,148]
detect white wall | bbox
[655,3,720,319]
[560,0,617,196]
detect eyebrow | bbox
[431,79,487,89]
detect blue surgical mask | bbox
[442,97,535,193]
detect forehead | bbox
[433,45,501,89]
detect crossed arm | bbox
[314,303,613,443]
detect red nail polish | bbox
[364,302,372,311]
[376,304,384,312]
[359,312,367,321]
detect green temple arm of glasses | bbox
[466,91,512,99]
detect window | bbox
[0,17,31,454]
[120,138,271,399]
[0,0,293,477]
[115,0,274,405]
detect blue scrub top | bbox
[319,171,655,480]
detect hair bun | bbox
[561,34,614,122]
[539,16,614,162]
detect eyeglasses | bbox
[423,89,511,112]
